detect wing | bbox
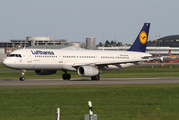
[72,58,152,68]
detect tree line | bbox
[97,40,122,47]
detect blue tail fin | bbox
[127,23,150,52]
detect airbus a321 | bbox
[3,23,152,81]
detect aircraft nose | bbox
[3,58,12,68]
[3,58,8,66]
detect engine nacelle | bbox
[34,70,57,75]
[77,66,99,77]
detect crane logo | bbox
[139,31,147,44]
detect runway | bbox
[1,78,179,86]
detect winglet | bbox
[127,23,150,52]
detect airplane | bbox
[163,49,178,62]
[3,23,152,81]
[153,49,178,62]
[170,54,178,61]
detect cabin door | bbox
[58,51,63,63]
[26,51,32,63]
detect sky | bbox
[0,0,179,44]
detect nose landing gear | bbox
[19,70,26,81]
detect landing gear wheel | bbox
[66,74,71,80]
[62,74,66,80]
[62,74,71,80]
[91,75,100,80]
[19,77,25,81]
[91,76,95,80]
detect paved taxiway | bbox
[1,78,179,86]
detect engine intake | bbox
[77,66,99,77]
[35,70,57,75]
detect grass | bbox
[1,84,179,120]
[1,63,179,119]
[101,65,179,78]
[0,62,9,70]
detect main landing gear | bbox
[19,70,26,81]
[62,71,71,80]
[62,71,100,81]
[91,75,100,80]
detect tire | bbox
[19,77,25,81]
[62,74,67,80]
[66,74,71,80]
[91,75,100,80]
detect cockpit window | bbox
[8,54,22,58]
[9,54,15,57]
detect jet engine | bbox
[77,66,99,77]
[34,70,57,75]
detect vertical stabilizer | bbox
[167,49,171,56]
[127,23,150,52]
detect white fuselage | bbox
[3,49,151,71]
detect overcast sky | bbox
[0,0,179,44]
